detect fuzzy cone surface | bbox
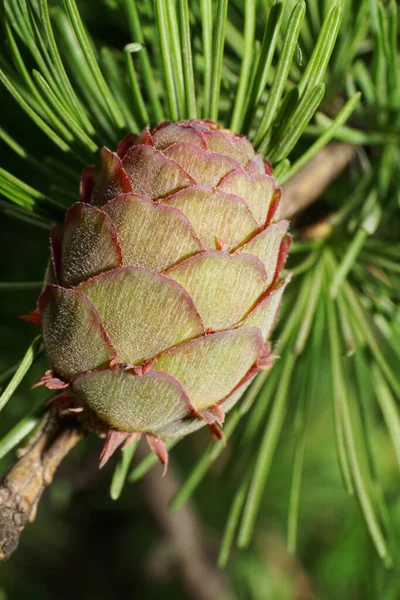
[38,120,290,453]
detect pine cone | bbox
[36,120,290,466]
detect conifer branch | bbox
[0,409,84,560]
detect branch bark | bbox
[280,143,355,219]
[0,408,84,560]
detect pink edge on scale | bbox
[146,435,169,475]
[64,203,124,253]
[152,327,265,413]
[61,202,124,288]
[39,284,118,380]
[162,184,258,251]
[80,165,96,203]
[233,220,289,289]
[202,128,254,167]
[20,310,42,326]
[266,188,282,225]
[164,141,243,188]
[151,120,174,134]
[217,168,277,227]
[128,357,156,376]
[272,234,292,286]
[208,423,225,441]
[242,276,291,315]
[31,369,69,390]
[38,286,117,359]
[92,147,132,206]
[76,266,205,366]
[245,153,265,175]
[195,403,225,427]
[71,367,196,433]
[122,144,195,200]
[117,127,154,159]
[152,121,208,151]
[163,250,268,331]
[217,341,272,407]
[103,192,204,272]
[239,276,290,340]
[264,159,273,175]
[99,428,131,469]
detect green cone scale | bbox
[36,120,290,465]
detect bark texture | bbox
[0,408,84,560]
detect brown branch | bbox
[0,142,356,562]
[137,443,233,600]
[0,408,84,560]
[280,143,355,219]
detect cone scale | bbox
[36,120,290,467]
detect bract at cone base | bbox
[36,119,290,467]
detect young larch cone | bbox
[35,120,291,468]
